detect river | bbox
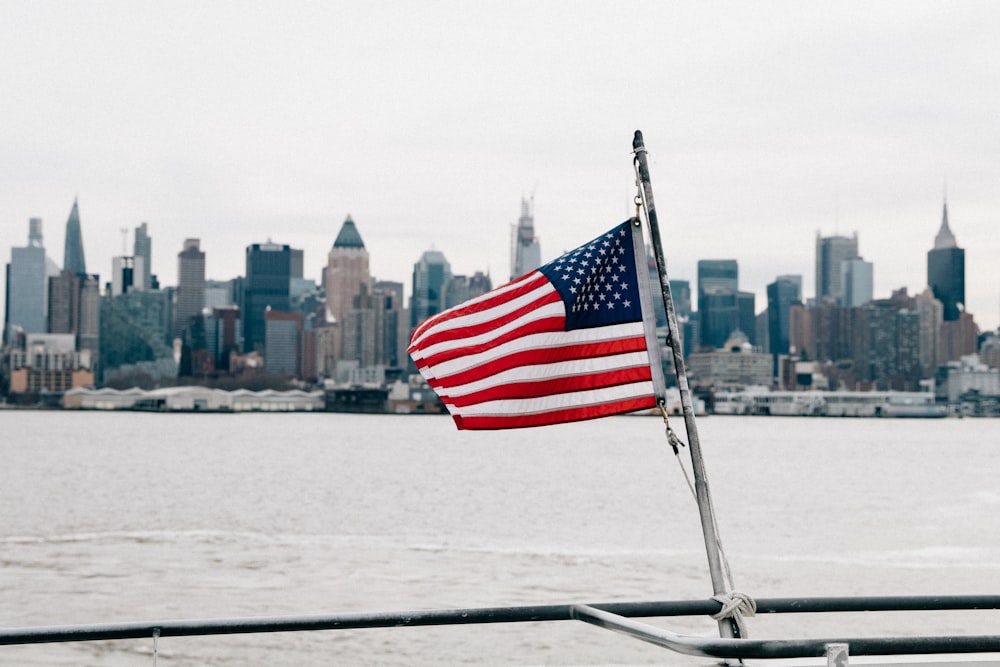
[1,412,998,665]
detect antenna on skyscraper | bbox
[120,228,129,255]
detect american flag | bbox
[408,219,665,430]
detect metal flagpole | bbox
[632,130,742,643]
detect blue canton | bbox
[537,220,643,332]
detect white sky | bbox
[2,1,998,331]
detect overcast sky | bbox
[3,1,998,331]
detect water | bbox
[1,412,998,665]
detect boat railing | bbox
[3,594,999,663]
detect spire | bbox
[933,199,957,249]
[333,214,365,249]
[63,197,87,273]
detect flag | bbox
[408,218,665,430]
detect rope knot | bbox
[710,591,756,638]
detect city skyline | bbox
[2,3,999,330]
[0,196,994,333]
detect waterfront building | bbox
[243,242,295,354]
[510,197,541,280]
[815,232,858,304]
[7,333,94,396]
[174,239,206,341]
[4,218,59,344]
[853,298,922,391]
[687,330,772,389]
[927,201,965,321]
[410,249,451,328]
[134,222,153,290]
[63,198,87,275]
[935,354,1000,404]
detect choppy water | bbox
[1,411,998,665]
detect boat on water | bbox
[2,132,996,665]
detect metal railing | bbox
[3,595,1000,661]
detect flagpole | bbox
[632,130,741,642]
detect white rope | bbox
[152,628,159,667]
[711,591,757,639]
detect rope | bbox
[711,591,757,639]
[658,401,696,497]
[657,399,755,633]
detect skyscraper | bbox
[5,219,58,344]
[927,201,965,321]
[510,197,541,280]
[697,259,739,349]
[767,275,802,360]
[134,222,152,289]
[63,198,87,275]
[243,242,294,354]
[841,257,873,307]
[815,232,858,304]
[410,249,451,328]
[325,215,371,327]
[174,239,206,340]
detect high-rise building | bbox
[927,201,965,321]
[697,259,739,349]
[243,242,295,354]
[767,275,802,361]
[410,249,451,328]
[815,232,858,304]
[264,310,304,377]
[841,257,873,307]
[63,198,87,275]
[48,269,100,345]
[510,197,541,280]
[134,222,152,289]
[5,219,59,345]
[174,239,206,340]
[110,256,145,296]
[325,215,371,327]
[915,288,943,378]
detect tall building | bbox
[325,215,371,327]
[915,288,943,377]
[697,259,739,349]
[264,310,304,377]
[48,269,101,352]
[815,232,858,304]
[841,257,873,307]
[5,219,59,344]
[410,249,451,328]
[63,198,87,275]
[510,197,541,280]
[110,256,145,296]
[174,239,206,340]
[767,275,802,361]
[134,222,152,289]
[243,242,294,354]
[927,201,965,321]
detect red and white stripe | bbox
[408,271,658,430]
